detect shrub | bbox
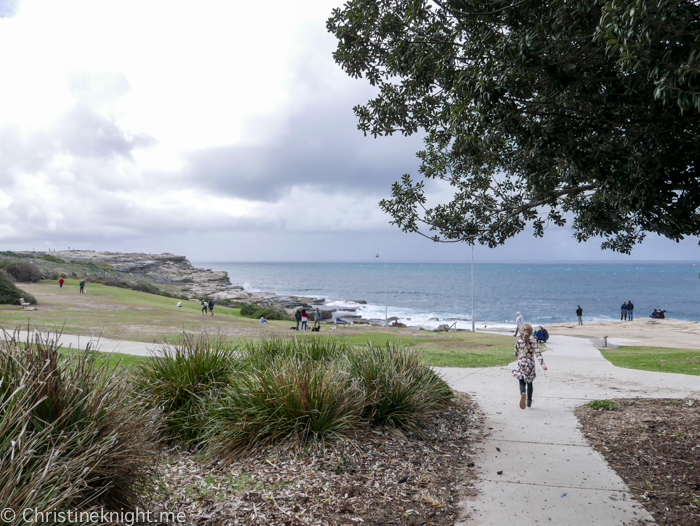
[41,254,65,263]
[4,262,42,282]
[0,330,159,518]
[134,333,240,443]
[0,271,36,305]
[132,280,160,294]
[206,356,363,457]
[585,400,618,411]
[0,251,22,258]
[349,343,453,431]
[238,303,292,321]
[244,337,351,369]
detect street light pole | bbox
[376,253,387,326]
[471,244,475,332]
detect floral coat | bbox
[511,338,545,382]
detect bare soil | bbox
[576,398,700,526]
[146,394,482,525]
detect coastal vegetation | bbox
[0,271,36,305]
[600,346,700,376]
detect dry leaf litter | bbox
[144,393,482,526]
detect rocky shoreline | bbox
[19,250,351,316]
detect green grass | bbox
[60,348,149,370]
[600,345,700,376]
[585,400,618,410]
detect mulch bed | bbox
[145,394,482,525]
[576,398,700,526]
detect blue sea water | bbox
[193,261,700,329]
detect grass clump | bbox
[349,343,454,430]
[0,329,159,517]
[207,357,363,457]
[0,271,36,305]
[585,400,618,410]
[134,333,240,443]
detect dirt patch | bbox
[576,398,700,526]
[147,394,482,525]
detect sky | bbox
[0,0,697,263]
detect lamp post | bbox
[375,253,387,326]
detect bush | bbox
[134,333,240,443]
[0,271,36,305]
[585,400,618,411]
[244,337,351,369]
[206,356,363,457]
[132,280,160,294]
[238,303,292,321]
[41,254,65,263]
[349,343,453,431]
[4,262,43,282]
[0,330,159,518]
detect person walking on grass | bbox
[627,300,634,321]
[201,300,208,315]
[576,305,583,325]
[512,322,547,409]
[79,280,85,293]
[621,301,628,321]
[59,278,64,288]
[295,308,302,330]
[514,311,524,337]
[208,299,214,316]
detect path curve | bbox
[439,334,700,526]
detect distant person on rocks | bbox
[59,278,64,288]
[651,308,666,319]
[576,305,583,325]
[627,300,634,321]
[208,299,214,316]
[301,309,308,331]
[621,301,628,321]
[295,308,302,330]
[512,322,547,409]
[201,300,208,315]
[79,280,85,293]
[514,311,524,337]
[314,307,322,330]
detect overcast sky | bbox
[0,0,697,262]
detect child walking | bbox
[512,322,547,409]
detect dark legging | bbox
[519,379,533,400]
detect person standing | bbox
[295,308,302,330]
[208,299,214,316]
[79,280,85,293]
[201,300,208,315]
[576,305,583,325]
[621,301,628,321]
[314,307,322,330]
[59,278,64,288]
[514,311,524,337]
[627,300,634,321]
[301,309,308,331]
[512,322,547,409]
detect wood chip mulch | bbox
[145,394,482,525]
[576,398,700,526]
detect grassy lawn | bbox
[601,345,700,376]
[0,279,516,367]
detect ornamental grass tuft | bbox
[349,343,453,431]
[0,329,159,521]
[134,332,240,443]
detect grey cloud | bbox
[183,91,424,202]
[0,0,19,18]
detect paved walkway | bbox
[439,335,700,526]
[2,329,155,356]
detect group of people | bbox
[294,307,322,331]
[201,299,214,315]
[620,301,635,320]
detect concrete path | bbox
[1,329,155,356]
[439,335,700,526]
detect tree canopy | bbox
[327,0,700,252]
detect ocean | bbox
[193,261,700,330]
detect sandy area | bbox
[545,317,700,349]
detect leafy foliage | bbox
[585,399,618,410]
[41,254,65,263]
[327,0,700,253]
[0,271,36,305]
[0,330,159,519]
[3,262,43,282]
[238,303,292,321]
